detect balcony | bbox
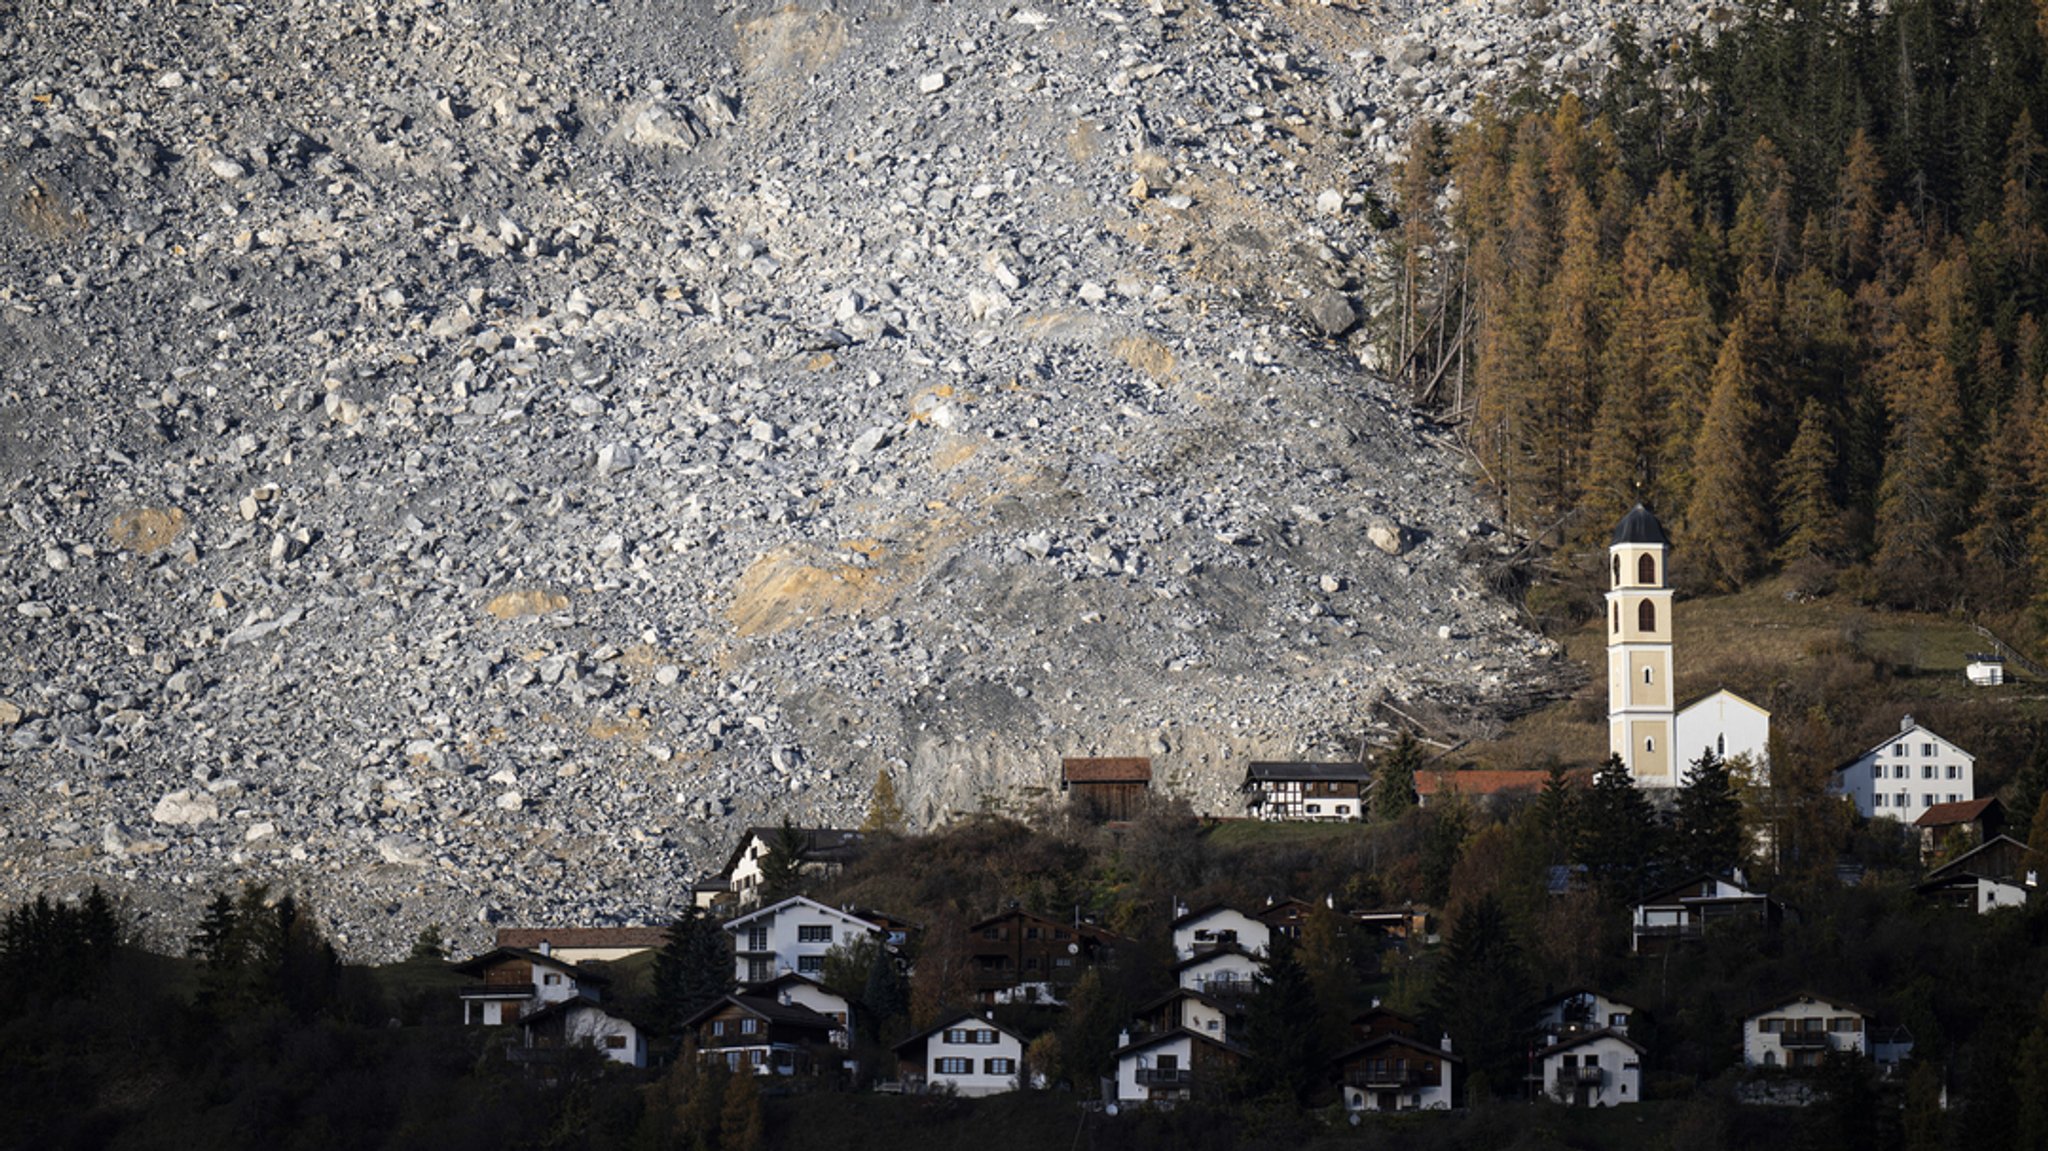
[1563,1066,1604,1086]
[1779,1032,1833,1049]
[1347,1069,1429,1089]
[1631,922,1704,940]
[1136,1068,1192,1087]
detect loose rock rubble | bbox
[0,0,1706,956]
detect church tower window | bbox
[1637,600,1656,632]
[1638,554,1656,585]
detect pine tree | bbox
[1241,937,1325,1103]
[1426,894,1532,1100]
[1421,796,1470,906]
[1962,381,2040,605]
[1775,398,1848,565]
[1298,903,1363,1056]
[408,925,447,962]
[1837,128,1887,280]
[654,908,736,1042]
[1534,761,1579,864]
[1672,750,1745,877]
[1684,325,1772,589]
[1373,733,1421,822]
[1574,756,1661,901]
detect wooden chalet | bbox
[1331,1033,1459,1112]
[1060,757,1151,821]
[681,993,840,1076]
[966,908,1120,1004]
[1914,798,2006,862]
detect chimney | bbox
[1901,714,1915,732]
[538,940,551,957]
[1440,1033,1453,1054]
[1119,1029,1131,1047]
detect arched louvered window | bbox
[1638,600,1656,632]
[1638,553,1656,585]
[1612,555,1621,586]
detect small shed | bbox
[1965,655,2006,686]
[1060,757,1152,821]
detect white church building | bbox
[1607,506,1771,787]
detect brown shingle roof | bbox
[496,927,670,951]
[1913,798,1998,828]
[1062,757,1152,783]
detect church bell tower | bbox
[1607,505,1674,787]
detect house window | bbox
[944,1029,970,1044]
[746,927,768,951]
[1307,803,1321,814]
[1922,765,1935,780]
[1871,764,1882,780]
[1025,957,1040,971]
[748,959,772,983]
[750,1050,766,1066]
[976,1030,998,1045]
[1638,600,1656,632]
[981,928,1003,941]
[741,1018,759,1034]
[1026,926,1041,940]
[1922,795,1934,807]
[798,955,825,974]
[1717,735,1726,755]
[712,1020,727,1036]
[1922,743,1934,756]
[935,1058,972,1075]
[985,1058,1016,1074]
[1829,1017,1861,1033]
[1610,1013,1630,1028]
[1875,795,1887,808]
[726,1051,741,1070]
[1946,765,1960,779]
[1639,554,1656,584]
[1893,743,1905,756]
[1949,794,1960,804]
[543,973,562,986]
[605,1035,627,1049]
[797,925,832,943]
[1645,736,1656,753]
[1644,667,1653,685]
[1896,792,1909,808]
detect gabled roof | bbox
[1331,1032,1463,1065]
[967,907,1122,942]
[1415,770,1552,799]
[1061,757,1152,783]
[1914,798,2001,829]
[1113,1025,1250,1060]
[1675,687,1771,719]
[1528,987,1638,1016]
[1242,761,1373,784]
[517,993,623,1030]
[1837,719,1974,772]
[1172,943,1263,974]
[1537,1027,1645,1059]
[1926,834,2036,882]
[723,894,885,934]
[1746,991,1869,1021]
[752,971,849,1004]
[1611,504,1668,546]
[892,1009,1031,1053]
[451,947,610,983]
[1135,985,1240,1016]
[1170,903,1261,931]
[495,927,669,952]
[1634,872,1771,908]
[681,992,840,1033]
[719,826,866,879]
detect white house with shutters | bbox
[1742,994,1870,1070]
[1170,905,1272,961]
[893,1011,1030,1096]
[723,895,885,986]
[1537,1030,1643,1106]
[1830,716,1975,820]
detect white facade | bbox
[1176,948,1262,996]
[459,949,597,1026]
[1972,876,2032,913]
[1607,508,1676,787]
[917,1019,1026,1096]
[1674,690,1772,782]
[1340,1036,1456,1112]
[1743,995,1868,1069]
[1540,1032,1642,1106]
[525,1000,647,1068]
[762,974,855,1048]
[1831,717,1975,820]
[1114,1030,1239,1103]
[1171,906,1271,961]
[724,895,882,985]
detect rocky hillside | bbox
[0,0,1693,954]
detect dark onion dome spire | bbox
[1611,504,1669,547]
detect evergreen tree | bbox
[408,924,447,962]
[1684,324,1772,589]
[1240,937,1325,1103]
[1774,398,1848,565]
[1426,894,1532,1099]
[758,819,809,904]
[654,908,736,1042]
[1574,756,1661,901]
[1672,750,1745,877]
[191,890,241,968]
[1373,733,1422,822]
[718,1064,765,1151]
[1534,760,1579,864]
[1836,128,1887,280]
[1421,796,1470,905]
[1298,902,1364,1056]
[1962,382,2040,604]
